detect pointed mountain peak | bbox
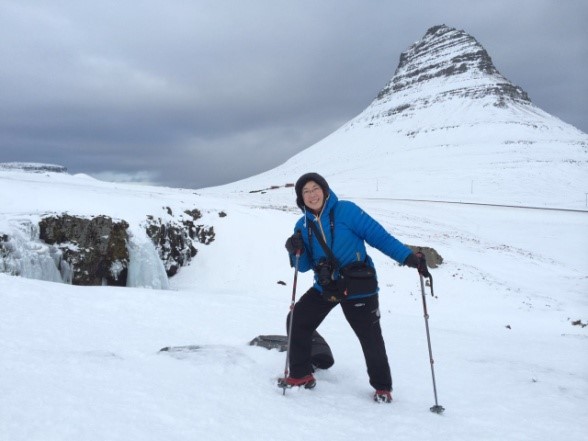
[250,27,587,212]
[373,24,531,109]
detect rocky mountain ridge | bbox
[376,25,530,106]
[353,24,558,131]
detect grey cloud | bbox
[1,0,586,189]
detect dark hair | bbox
[295,172,329,210]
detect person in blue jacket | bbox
[278,172,428,403]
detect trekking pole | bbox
[282,249,301,395]
[419,272,445,414]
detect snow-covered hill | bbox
[216,25,588,210]
[1,25,587,441]
[1,162,587,441]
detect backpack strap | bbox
[307,209,338,269]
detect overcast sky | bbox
[1,0,586,189]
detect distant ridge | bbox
[0,162,68,173]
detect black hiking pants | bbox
[288,287,392,391]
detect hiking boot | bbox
[373,389,392,403]
[277,374,316,389]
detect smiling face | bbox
[302,180,325,213]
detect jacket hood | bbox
[295,172,330,211]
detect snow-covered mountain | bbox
[219,25,588,210]
[0,25,587,441]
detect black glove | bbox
[285,233,304,255]
[404,252,431,278]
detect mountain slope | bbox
[219,25,587,210]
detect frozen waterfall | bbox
[1,218,170,289]
[126,229,170,289]
[0,218,65,283]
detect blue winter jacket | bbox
[289,190,412,299]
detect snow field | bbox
[0,171,587,440]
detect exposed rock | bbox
[371,24,531,123]
[192,224,215,245]
[144,210,215,277]
[184,208,202,220]
[406,245,443,268]
[145,216,194,277]
[39,215,130,286]
[0,234,10,267]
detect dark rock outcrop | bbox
[406,245,443,268]
[0,234,10,266]
[144,208,215,277]
[39,215,129,286]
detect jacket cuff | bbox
[403,253,419,268]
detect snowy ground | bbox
[1,171,587,441]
